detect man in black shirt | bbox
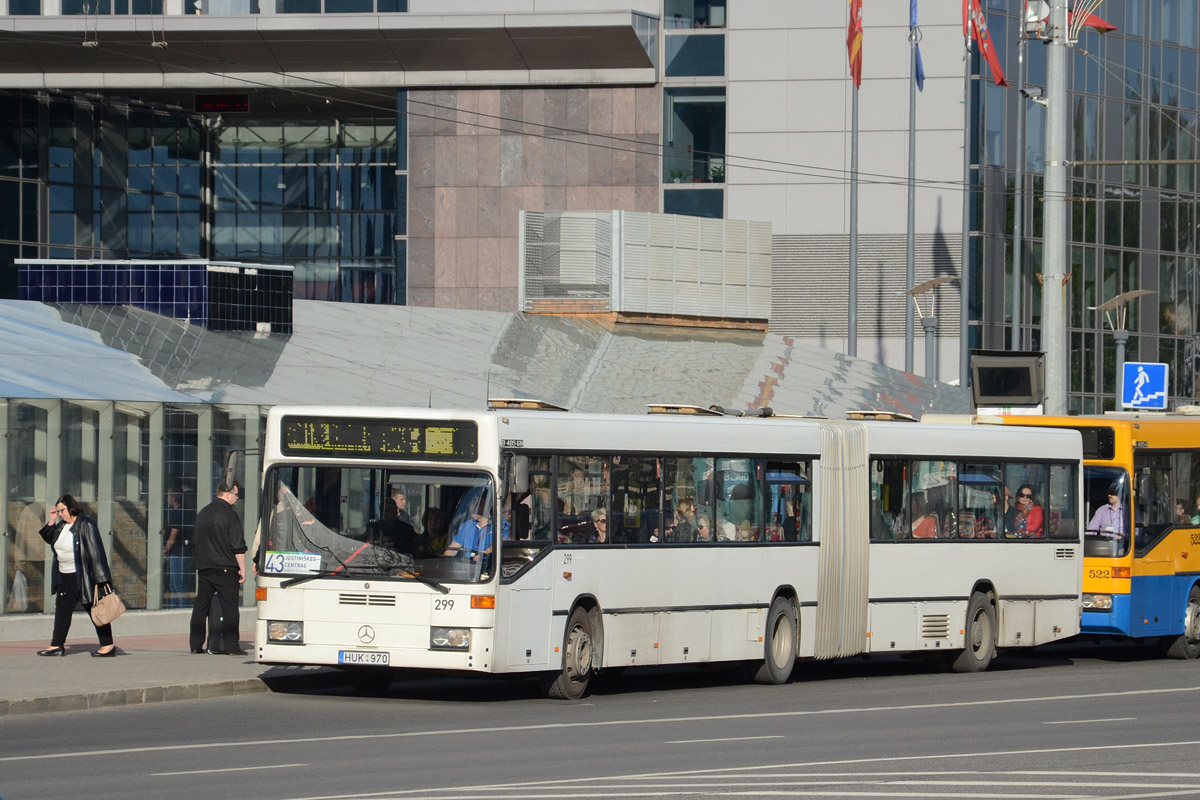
[189,481,247,655]
[162,488,191,608]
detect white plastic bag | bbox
[7,570,28,612]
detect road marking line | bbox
[2,684,1198,763]
[151,763,305,777]
[1043,717,1137,725]
[665,735,783,744]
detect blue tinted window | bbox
[665,34,724,77]
[664,188,723,219]
[324,0,371,11]
[8,0,41,13]
[663,88,726,184]
[664,0,725,29]
[0,181,18,240]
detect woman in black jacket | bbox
[36,494,118,657]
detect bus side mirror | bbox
[509,455,529,495]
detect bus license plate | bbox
[338,650,389,666]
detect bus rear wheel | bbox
[752,597,797,685]
[542,607,594,700]
[949,592,996,673]
[1162,585,1200,660]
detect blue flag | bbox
[910,0,926,91]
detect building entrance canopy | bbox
[0,9,657,88]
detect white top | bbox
[53,524,76,574]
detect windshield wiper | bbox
[280,563,391,589]
[399,570,450,594]
[279,563,449,593]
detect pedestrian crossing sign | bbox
[1121,362,1169,410]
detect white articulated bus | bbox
[253,403,1083,698]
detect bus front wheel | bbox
[752,597,797,685]
[1162,585,1200,660]
[542,607,594,700]
[949,592,996,673]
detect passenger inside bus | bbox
[669,499,696,542]
[1009,484,1043,538]
[910,493,938,538]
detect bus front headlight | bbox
[430,627,470,650]
[1082,594,1113,611]
[267,620,304,642]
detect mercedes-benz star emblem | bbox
[357,625,375,644]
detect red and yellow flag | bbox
[963,0,1007,86]
[847,0,863,89]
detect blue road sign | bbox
[1122,361,1169,410]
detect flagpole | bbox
[905,22,917,374]
[1042,0,1069,414]
[1013,27,1026,352]
[849,86,859,358]
[961,31,972,389]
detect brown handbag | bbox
[90,583,126,626]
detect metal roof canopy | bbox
[0,10,656,87]
[0,300,970,420]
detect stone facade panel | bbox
[413,86,660,310]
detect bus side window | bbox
[871,459,907,539]
[766,460,810,542]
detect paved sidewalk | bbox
[0,611,341,717]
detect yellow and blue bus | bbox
[992,413,1200,658]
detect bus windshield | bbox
[1083,466,1132,558]
[259,466,497,583]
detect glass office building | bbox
[973,0,1200,410]
[0,91,405,304]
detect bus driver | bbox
[444,488,494,561]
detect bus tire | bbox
[950,592,996,673]
[752,596,797,685]
[542,607,594,700]
[1163,585,1200,660]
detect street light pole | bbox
[1041,0,1069,414]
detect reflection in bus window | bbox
[766,461,811,541]
[870,459,907,539]
[958,463,1000,539]
[612,456,662,543]
[557,455,610,543]
[716,457,762,541]
[911,460,955,539]
[1047,463,1079,540]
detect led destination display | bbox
[280,416,478,461]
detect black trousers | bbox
[50,568,113,648]
[189,567,241,653]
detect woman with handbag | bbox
[36,494,119,657]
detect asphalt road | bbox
[3,641,1199,800]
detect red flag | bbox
[847,0,863,89]
[1072,12,1117,32]
[1025,3,1118,34]
[964,0,1007,87]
